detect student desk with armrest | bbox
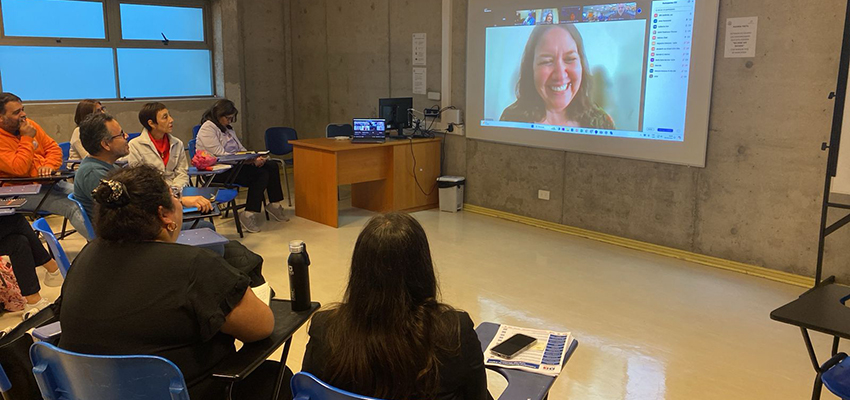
[291,138,441,228]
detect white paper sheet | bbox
[484,325,572,376]
[724,17,758,58]
[413,33,426,66]
[251,283,271,306]
[413,67,427,95]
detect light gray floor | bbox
[1,203,837,399]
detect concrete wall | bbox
[453,0,850,280]
[289,0,445,139]
[283,0,850,280]
[238,0,295,148]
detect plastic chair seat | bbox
[67,193,95,240]
[823,353,850,399]
[31,219,72,277]
[29,341,190,400]
[291,372,381,400]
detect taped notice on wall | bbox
[724,17,757,58]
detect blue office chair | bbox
[192,124,202,139]
[58,142,71,169]
[188,138,197,159]
[29,341,190,400]
[265,127,297,206]
[326,124,353,138]
[31,218,72,278]
[127,132,142,141]
[291,372,380,400]
[67,193,95,240]
[822,353,850,399]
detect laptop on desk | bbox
[351,118,387,144]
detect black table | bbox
[770,280,850,399]
[0,172,75,216]
[212,299,320,400]
[182,203,222,229]
[183,187,219,201]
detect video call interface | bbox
[353,119,387,137]
[481,0,696,142]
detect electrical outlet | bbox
[538,190,550,200]
[424,108,440,118]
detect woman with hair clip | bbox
[302,212,492,400]
[196,99,288,233]
[57,165,290,400]
[68,99,105,160]
[500,24,614,129]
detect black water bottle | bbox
[288,240,311,311]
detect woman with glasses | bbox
[196,99,288,233]
[68,99,105,160]
[58,165,289,399]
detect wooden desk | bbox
[291,138,441,227]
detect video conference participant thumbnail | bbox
[486,20,645,131]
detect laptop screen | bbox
[353,118,386,139]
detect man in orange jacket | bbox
[0,92,88,239]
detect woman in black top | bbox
[57,165,285,399]
[302,212,492,400]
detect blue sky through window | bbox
[120,4,204,41]
[117,48,212,98]
[0,46,116,100]
[1,0,105,39]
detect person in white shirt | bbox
[69,99,104,160]
[196,99,288,233]
[127,102,213,215]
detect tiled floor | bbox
[0,201,837,399]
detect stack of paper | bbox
[484,325,572,376]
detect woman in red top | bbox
[127,102,212,214]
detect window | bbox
[0,0,213,101]
[0,46,116,101]
[120,4,204,41]
[2,0,106,39]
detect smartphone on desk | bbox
[490,333,537,359]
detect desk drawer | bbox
[337,147,390,185]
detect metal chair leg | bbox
[60,218,68,240]
[284,165,292,207]
[231,200,244,238]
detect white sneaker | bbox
[22,297,51,321]
[239,211,261,233]
[43,269,63,287]
[266,202,290,222]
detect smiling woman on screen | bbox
[500,24,615,129]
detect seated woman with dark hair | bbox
[302,212,492,400]
[68,99,105,160]
[57,165,289,399]
[196,99,288,233]
[500,24,614,129]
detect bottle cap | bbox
[289,240,304,253]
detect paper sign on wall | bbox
[724,17,758,58]
[413,67,426,95]
[413,33,426,66]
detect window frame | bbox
[0,0,214,102]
